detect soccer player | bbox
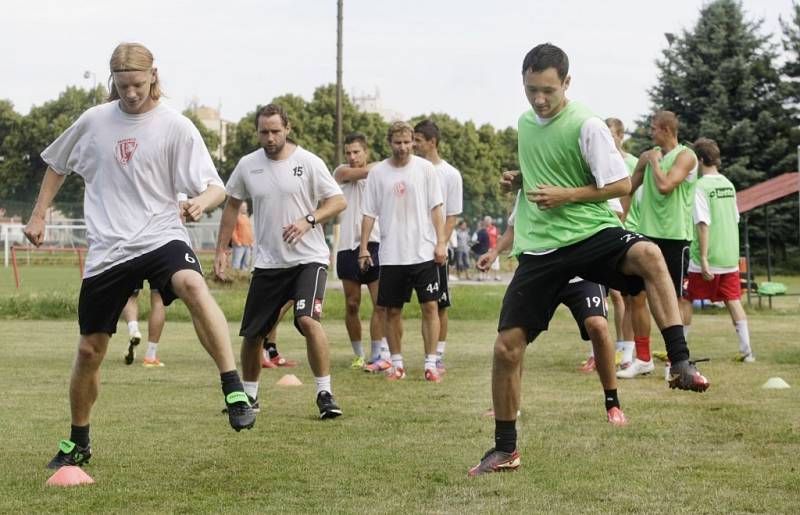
[478,192,628,426]
[121,285,166,367]
[25,43,255,470]
[618,111,698,379]
[214,103,347,419]
[484,216,501,280]
[359,121,447,382]
[683,138,753,361]
[333,132,388,370]
[468,43,708,477]
[413,119,464,372]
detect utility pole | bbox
[335,0,343,166]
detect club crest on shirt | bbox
[116,138,138,165]
[394,181,406,197]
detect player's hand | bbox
[526,184,573,210]
[23,215,46,247]
[283,218,312,245]
[434,242,447,265]
[644,148,662,165]
[701,261,714,281]
[358,253,373,271]
[500,170,522,194]
[476,251,497,272]
[182,198,206,222]
[213,249,228,280]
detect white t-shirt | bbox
[334,165,380,251]
[434,160,463,248]
[226,145,342,268]
[41,101,222,278]
[362,155,443,265]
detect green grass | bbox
[1,295,799,513]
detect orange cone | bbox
[46,466,95,486]
[276,374,303,386]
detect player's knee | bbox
[296,315,319,334]
[345,296,361,315]
[494,333,524,365]
[386,307,403,320]
[584,316,608,340]
[77,336,106,364]
[173,270,207,300]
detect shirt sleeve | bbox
[446,167,463,216]
[40,111,92,178]
[579,117,629,188]
[172,118,223,196]
[693,187,711,225]
[427,163,444,211]
[310,155,343,202]
[362,167,379,219]
[225,159,248,201]
[607,197,624,214]
[508,191,520,227]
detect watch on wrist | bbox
[305,214,316,227]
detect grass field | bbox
[1,270,799,513]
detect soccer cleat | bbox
[468,448,521,477]
[734,352,756,363]
[616,358,655,379]
[436,358,447,374]
[668,360,710,392]
[606,406,628,427]
[225,391,256,431]
[222,394,260,414]
[316,391,343,419]
[618,361,631,370]
[385,366,406,381]
[261,350,278,369]
[364,359,392,373]
[124,331,141,365]
[424,368,443,383]
[271,355,299,368]
[142,358,164,367]
[350,356,365,369]
[47,439,92,470]
[578,356,596,373]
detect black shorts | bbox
[650,237,690,298]
[337,242,380,284]
[78,240,201,335]
[558,279,608,341]
[240,263,327,338]
[132,280,159,294]
[498,227,647,342]
[377,261,440,308]
[437,262,451,309]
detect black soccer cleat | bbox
[225,391,256,431]
[47,439,92,469]
[668,359,710,392]
[222,394,260,414]
[316,391,343,420]
[124,332,141,365]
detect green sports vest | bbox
[622,153,640,231]
[513,101,622,254]
[689,174,740,268]
[637,144,697,240]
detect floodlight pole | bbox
[335,0,343,167]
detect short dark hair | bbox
[255,103,289,128]
[521,43,569,81]
[652,111,679,136]
[344,131,368,149]
[693,137,721,167]
[413,119,440,148]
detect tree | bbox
[631,0,798,266]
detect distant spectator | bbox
[483,215,501,280]
[231,201,254,270]
[455,220,471,280]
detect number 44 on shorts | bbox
[426,282,439,293]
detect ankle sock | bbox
[70,424,90,448]
[220,370,245,399]
[494,419,517,453]
[662,325,690,363]
[604,389,620,411]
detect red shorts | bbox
[684,271,741,302]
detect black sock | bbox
[494,419,517,453]
[265,342,279,359]
[220,370,244,399]
[662,325,690,363]
[604,389,620,411]
[70,424,90,448]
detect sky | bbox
[1,0,796,133]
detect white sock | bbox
[615,340,624,352]
[735,320,751,355]
[350,340,363,358]
[683,325,690,339]
[145,342,158,360]
[436,341,446,357]
[315,375,332,396]
[621,341,635,364]
[370,340,382,361]
[390,353,404,371]
[243,381,259,399]
[380,338,390,361]
[127,321,139,335]
[425,354,437,371]
[588,347,594,359]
